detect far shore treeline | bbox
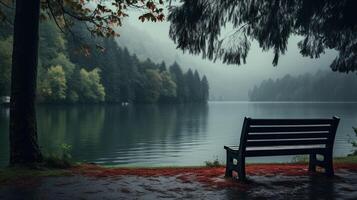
[249,71,357,102]
[0,21,209,104]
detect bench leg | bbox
[324,154,334,176]
[225,152,233,177]
[309,154,316,172]
[238,156,246,181]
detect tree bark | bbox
[10,0,42,165]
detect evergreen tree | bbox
[169,62,186,103]
[143,69,162,103]
[159,61,167,72]
[119,48,137,103]
[184,69,195,102]
[193,70,201,102]
[39,21,66,68]
[101,38,121,103]
[201,75,209,102]
[159,71,177,103]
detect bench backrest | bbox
[238,117,340,157]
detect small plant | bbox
[348,127,357,156]
[291,155,309,163]
[60,143,72,160]
[43,143,74,169]
[204,157,222,167]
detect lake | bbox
[1,102,357,167]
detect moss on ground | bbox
[291,155,357,164]
[334,155,357,163]
[0,167,71,184]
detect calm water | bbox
[1,102,357,167]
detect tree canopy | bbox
[0,0,165,36]
[168,0,357,72]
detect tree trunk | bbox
[9,0,42,165]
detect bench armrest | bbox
[224,145,240,153]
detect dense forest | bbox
[0,21,209,104]
[249,71,357,102]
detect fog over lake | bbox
[116,12,338,101]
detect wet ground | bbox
[0,164,357,200]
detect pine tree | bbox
[159,61,167,72]
[169,62,186,103]
[184,69,194,102]
[201,75,209,102]
[193,70,201,102]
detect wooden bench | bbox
[224,116,340,181]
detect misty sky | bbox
[115,11,338,100]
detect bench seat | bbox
[224,117,340,181]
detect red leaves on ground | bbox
[70,163,357,189]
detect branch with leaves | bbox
[1,0,166,53]
[35,0,166,55]
[168,0,357,71]
[41,0,165,37]
[0,0,13,25]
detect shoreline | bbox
[1,161,357,199]
[2,161,357,185]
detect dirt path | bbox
[1,164,357,199]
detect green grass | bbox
[334,155,357,163]
[0,167,70,184]
[43,155,75,169]
[291,155,357,164]
[204,158,223,167]
[0,152,76,184]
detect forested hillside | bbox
[249,71,357,102]
[0,21,209,104]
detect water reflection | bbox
[37,105,106,160]
[37,104,209,166]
